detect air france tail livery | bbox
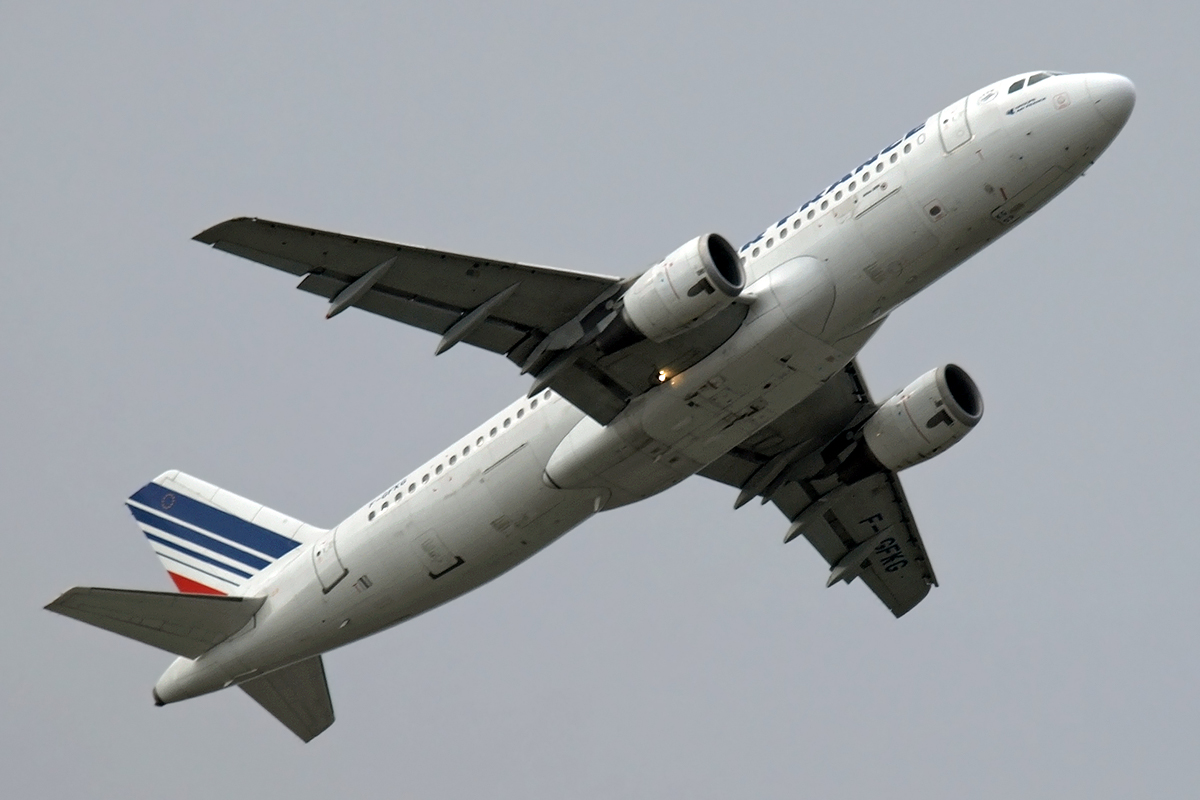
[48,72,1134,741]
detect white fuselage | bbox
[155,72,1133,702]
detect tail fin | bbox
[126,471,324,596]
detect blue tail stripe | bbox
[128,482,301,559]
[144,531,255,579]
[153,548,242,586]
[131,506,271,571]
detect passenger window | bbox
[1008,78,1025,93]
[530,399,538,410]
[435,465,443,475]
[422,474,430,484]
[476,436,484,446]
[765,238,773,248]
[408,484,416,493]
[368,511,376,521]
[517,408,524,418]
[490,427,497,437]
[381,501,389,509]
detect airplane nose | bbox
[1086,73,1136,129]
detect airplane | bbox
[47,71,1135,742]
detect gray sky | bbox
[3,2,1196,797]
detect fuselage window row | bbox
[746,125,920,260]
[368,390,555,520]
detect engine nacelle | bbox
[861,364,984,472]
[621,233,744,343]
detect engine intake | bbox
[861,364,984,472]
[620,233,744,343]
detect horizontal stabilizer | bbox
[45,587,265,658]
[240,656,335,742]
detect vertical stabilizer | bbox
[126,471,324,596]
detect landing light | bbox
[657,370,670,383]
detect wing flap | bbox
[240,656,335,743]
[296,271,466,338]
[45,587,265,657]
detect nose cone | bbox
[1086,73,1136,129]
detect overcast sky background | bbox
[3,2,1195,798]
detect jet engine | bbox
[860,364,984,472]
[620,234,744,343]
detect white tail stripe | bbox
[127,499,279,562]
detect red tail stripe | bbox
[167,572,227,596]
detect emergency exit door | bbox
[312,529,348,593]
[938,97,972,152]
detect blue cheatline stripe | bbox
[154,548,241,587]
[144,531,253,580]
[129,482,302,559]
[131,506,270,570]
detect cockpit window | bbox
[1028,72,1051,86]
[1008,79,1026,94]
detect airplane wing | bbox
[195,218,748,424]
[699,360,938,617]
[240,656,335,743]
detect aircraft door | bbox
[937,97,972,152]
[312,529,348,593]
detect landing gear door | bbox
[938,97,972,152]
[312,529,348,593]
